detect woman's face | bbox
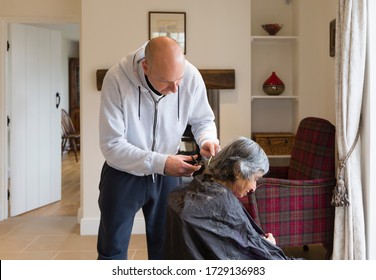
[231,171,264,198]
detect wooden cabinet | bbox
[69,57,80,134]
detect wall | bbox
[80,0,251,234]
[0,0,80,19]
[298,0,337,124]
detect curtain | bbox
[332,0,367,259]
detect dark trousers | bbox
[97,162,180,260]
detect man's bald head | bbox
[144,36,185,69]
[142,37,185,95]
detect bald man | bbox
[98,37,220,259]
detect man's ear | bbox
[141,59,148,74]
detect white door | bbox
[8,23,62,216]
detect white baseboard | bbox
[80,217,99,235]
[131,217,146,234]
[80,216,146,235]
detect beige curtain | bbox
[332,0,367,259]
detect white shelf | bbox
[251,95,298,101]
[251,0,299,136]
[251,36,299,43]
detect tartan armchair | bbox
[241,117,336,258]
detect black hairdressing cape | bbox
[164,174,294,260]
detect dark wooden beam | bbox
[198,69,235,89]
[96,69,235,91]
[96,69,108,91]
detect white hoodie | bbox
[99,44,218,176]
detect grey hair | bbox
[206,137,269,182]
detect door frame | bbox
[0,19,8,221]
[0,17,80,221]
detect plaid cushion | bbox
[252,178,335,248]
[288,117,335,180]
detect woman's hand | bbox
[263,233,276,245]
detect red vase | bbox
[263,72,285,95]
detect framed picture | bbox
[329,19,336,57]
[149,11,186,54]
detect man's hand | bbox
[164,154,202,177]
[200,141,221,159]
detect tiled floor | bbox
[0,213,327,260]
[0,216,327,260]
[0,215,148,260]
[0,152,327,260]
[0,152,148,260]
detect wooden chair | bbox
[61,109,80,162]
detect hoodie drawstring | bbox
[138,85,180,121]
[177,86,180,121]
[138,86,141,120]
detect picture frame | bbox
[329,19,336,57]
[149,11,186,54]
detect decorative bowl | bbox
[261,24,283,36]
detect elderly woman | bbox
[164,137,295,260]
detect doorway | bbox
[3,22,80,219]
